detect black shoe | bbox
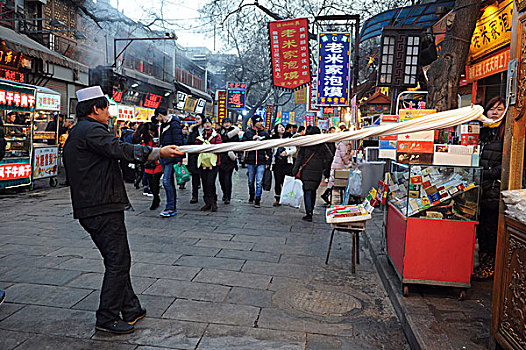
[150,197,160,210]
[95,319,135,334]
[224,199,230,205]
[123,308,147,325]
[302,213,313,222]
[248,195,254,204]
[321,189,331,204]
[254,197,261,208]
[190,197,198,204]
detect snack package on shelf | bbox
[326,204,372,223]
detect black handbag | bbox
[262,167,272,191]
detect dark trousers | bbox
[478,198,499,258]
[304,189,317,214]
[200,167,218,200]
[79,211,141,326]
[219,167,234,201]
[147,172,162,199]
[191,172,200,199]
[273,163,292,196]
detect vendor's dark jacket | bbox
[242,127,271,165]
[186,125,201,174]
[479,127,503,203]
[63,116,153,219]
[292,144,333,191]
[219,126,240,171]
[159,115,183,164]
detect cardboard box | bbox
[334,168,350,179]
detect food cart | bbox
[32,86,61,187]
[0,79,36,189]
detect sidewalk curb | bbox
[362,229,423,350]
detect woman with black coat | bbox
[219,118,240,204]
[473,96,506,280]
[186,115,203,203]
[291,126,333,222]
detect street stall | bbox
[0,79,35,189]
[32,87,61,187]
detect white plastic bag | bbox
[279,175,303,208]
[349,168,362,197]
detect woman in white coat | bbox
[271,123,296,206]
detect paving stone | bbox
[178,231,234,241]
[0,303,25,322]
[224,287,273,308]
[217,249,280,263]
[92,318,206,349]
[193,269,271,289]
[171,245,221,257]
[195,239,255,251]
[0,254,74,268]
[143,279,230,302]
[131,262,200,281]
[0,267,81,286]
[57,258,105,273]
[231,234,287,245]
[0,329,30,350]
[0,305,95,339]
[197,324,305,350]
[163,299,259,327]
[5,283,92,307]
[175,255,244,271]
[14,334,136,350]
[45,247,102,260]
[64,272,156,294]
[0,243,60,256]
[131,251,182,265]
[242,260,315,280]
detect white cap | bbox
[76,86,105,102]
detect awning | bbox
[360,0,455,42]
[174,80,213,103]
[0,25,88,72]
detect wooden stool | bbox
[325,221,366,273]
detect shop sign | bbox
[265,105,273,130]
[294,86,307,104]
[226,88,246,109]
[176,92,188,110]
[400,99,426,109]
[306,115,315,126]
[194,98,206,114]
[216,90,227,123]
[142,92,162,109]
[318,119,329,130]
[397,109,436,163]
[227,82,247,89]
[134,107,151,121]
[0,162,32,181]
[0,46,22,69]
[33,147,58,179]
[289,111,295,124]
[0,82,36,112]
[36,93,60,111]
[0,68,24,83]
[281,111,290,125]
[184,97,198,112]
[269,18,311,90]
[112,89,123,103]
[469,0,512,60]
[317,32,351,106]
[307,79,321,112]
[117,105,134,120]
[466,48,509,82]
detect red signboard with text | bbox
[466,49,510,83]
[0,163,32,180]
[269,18,311,90]
[216,90,227,124]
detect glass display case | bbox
[2,111,32,159]
[388,162,481,221]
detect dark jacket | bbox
[292,144,333,191]
[479,127,503,203]
[0,119,5,161]
[242,127,271,165]
[186,124,201,174]
[63,117,153,219]
[159,115,184,164]
[219,126,240,171]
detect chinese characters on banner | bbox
[466,49,509,82]
[281,111,290,125]
[306,115,315,126]
[117,105,134,120]
[36,93,60,111]
[317,33,351,106]
[307,79,320,112]
[33,147,58,179]
[0,68,24,83]
[0,46,22,69]
[216,90,227,124]
[265,105,273,130]
[226,82,247,109]
[0,163,32,181]
[400,99,427,110]
[142,92,162,109]
[0,82,36,112]
[269,18,311,90]
[469,0,512,60]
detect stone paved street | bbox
[0,172,409,349]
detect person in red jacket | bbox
[194,117,222,211]
[139,122,163,210]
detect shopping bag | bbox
[262,167,272,191]
[349,168,362,197]
[174,163,191,184]
[279,175,303,208]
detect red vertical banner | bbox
[216,90,227,124]
[269,18,311,90]
[265,105,274,130]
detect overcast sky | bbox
[109,0,216,51]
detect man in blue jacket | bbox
[155,107,184,217]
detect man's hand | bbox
[160,145,183,158]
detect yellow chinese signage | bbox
[469,0,513,61]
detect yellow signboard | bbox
[469,0,513,61]
[294,87,307,104]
